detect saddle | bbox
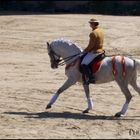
[79,52,105,74]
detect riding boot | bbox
[81,64,95,84]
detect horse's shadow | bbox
[3,111,140,120]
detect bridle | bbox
[47,42,81,67]
[48,45,60,68]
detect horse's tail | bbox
[135,59,140,73]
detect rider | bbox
[81,18,105,84]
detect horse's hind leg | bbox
[130,71,140,95]
[115,79,132,117]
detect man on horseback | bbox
[81,18,105,84]
[46,32,140,116]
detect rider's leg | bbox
[81,64,95,84]
[81,52,96,84]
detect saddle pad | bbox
[91,59,102,74]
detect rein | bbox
[49,45,81,66]
[58,53,81,66]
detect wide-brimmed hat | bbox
[88,18,99,23]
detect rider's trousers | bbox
[81,52,99,65]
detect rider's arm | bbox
[84,32,96,53]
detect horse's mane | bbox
[50,38,83,52]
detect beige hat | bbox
[88,18,99,23]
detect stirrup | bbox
[87,75,95,84]
[83,76,95,85]
[88,78,95,84]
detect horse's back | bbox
[95,55,135,83]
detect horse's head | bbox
[46,38,83,69]
[47,42,61,69]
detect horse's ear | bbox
[47,42,49,47]
[46,42,50,51]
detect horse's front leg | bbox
[46,77,76,109]
[82,84,93,113]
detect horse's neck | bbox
[63,47,81,65]
[54,43,82,65]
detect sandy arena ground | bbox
[0,14,140,139]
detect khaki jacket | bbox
[84,26,104,53]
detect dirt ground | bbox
[0,14,140,139]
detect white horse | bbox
[46,38,140,117]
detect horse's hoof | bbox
[83,109,89,114]
[46,104,52,109]
[114,112,122,117]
